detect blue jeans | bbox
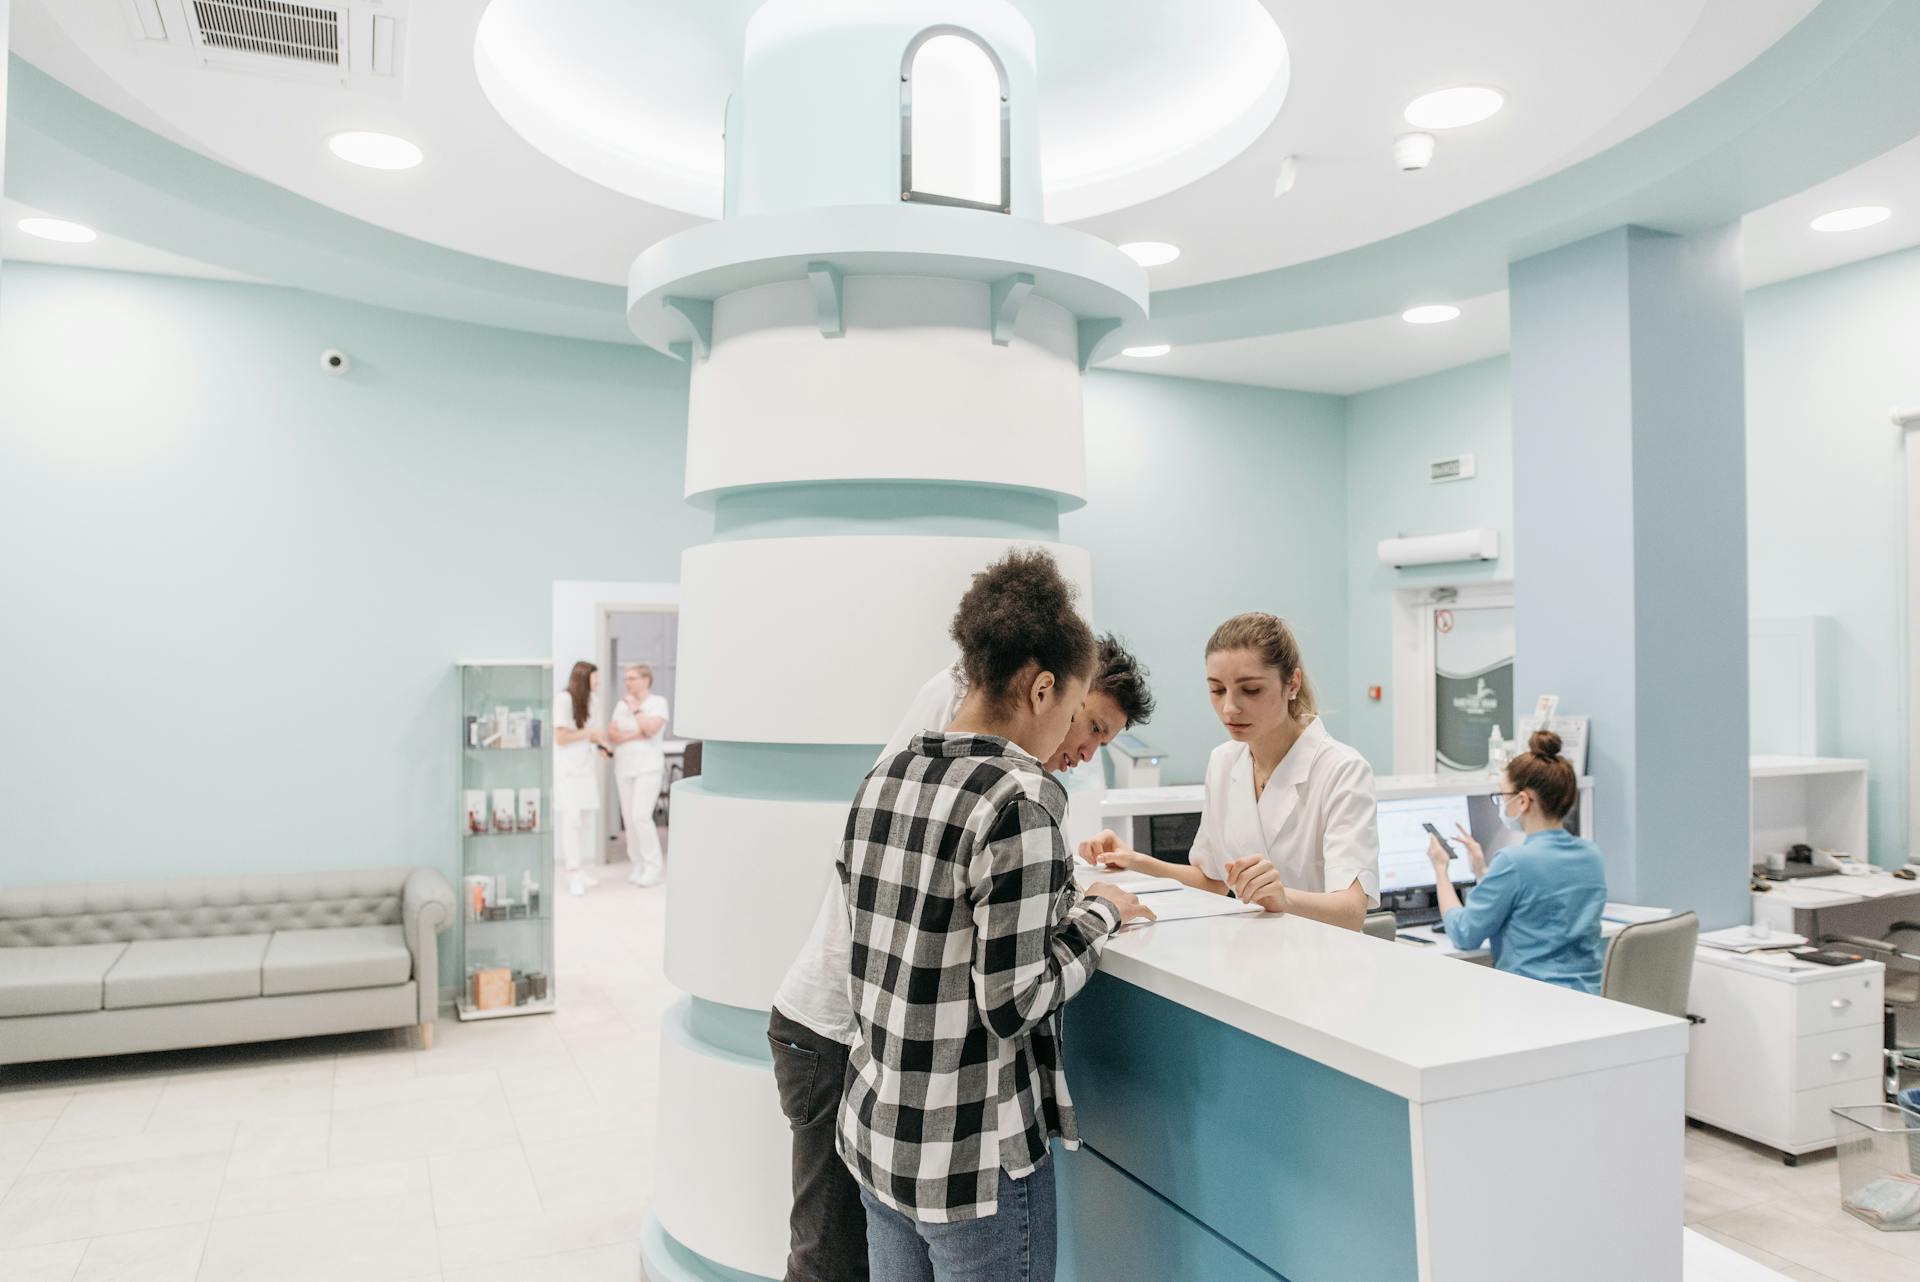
[860,1163,1057,1282]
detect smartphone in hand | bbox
[1421,822,1453,857]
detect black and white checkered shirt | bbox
[836,731,1122,1223]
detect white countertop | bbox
[1752,868,1920,908]
[1096,909,1687,1105]
[1101,784,1204,817]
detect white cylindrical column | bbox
[633,6,1145,1276]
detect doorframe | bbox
[595,600,681,861]
[1390,579,1514,775]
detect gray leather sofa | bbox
[0,867,454,1066]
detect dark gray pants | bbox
[768,1007,870,1282]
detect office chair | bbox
[1362,912,1400,942]
[1602,911,1700,1019]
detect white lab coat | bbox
[552,693,601,813]
[1189,717,1381,907]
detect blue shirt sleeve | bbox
[1441,856,1520,951]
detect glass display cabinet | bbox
[456,660,556,1020]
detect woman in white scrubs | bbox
[553,661,608,897]
[606,663,670,887]
[1080,612,1379,930]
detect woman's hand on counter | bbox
[1225,856,1291,915]
[1085,883,1156,927]
[1077,829,1145,872]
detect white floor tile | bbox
[223,1112,329,1182]
[198,1195,440,1282]
[0,1154,225,1247]
[441,1240,639,1282]
[26,1122,234,1175]
[521,1129,652,1218]
[144,1066,333,1131]
[215,1156,431,1221]
[0,1239,86,1282]
[0,1116,57,1195]
[329,1090,515,1166]
[427,1144,541,1228]
[434,1206,646,1274]
[0,1089,77,1125]
[44,1087,162,1143]
[72,1222,208,1282]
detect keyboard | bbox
[1393,905,1442,929]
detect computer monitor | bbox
[1376,796,1476,893]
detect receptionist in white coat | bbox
[1080,612,1380,931]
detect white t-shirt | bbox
[1188,717,1381,907]
[772,667,965,1044]
[611,693,670,777]
[552,693,602,813]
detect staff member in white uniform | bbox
[1080,612,1379,931]
[606,663,671,887]
[552,661,608,898]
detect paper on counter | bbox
[1699,925,1808,953]
[1073,863,1185,895]
[1602,902,1674,925]
[1115,886,1263,930]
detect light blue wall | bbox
[1343,359,1514,770]
[1068,371,1350,784]
[1342,244,1920,868]
[0,268,1357,899]
[0,265,707,896]
[1745,246,1920,867]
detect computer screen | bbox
[1376,796,1476,893]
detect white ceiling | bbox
[1101,293,1511,396]
[11,0,1919,396]
[2,199,256,282]
[1106,135,1920,395]
[15,0,1817,289]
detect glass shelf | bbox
[457,660,555,1021]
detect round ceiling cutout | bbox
[473,0,1289,223]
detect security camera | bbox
[1393,132,1436,172]
[321,349,351,376]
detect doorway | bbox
[598,605,681,869]
[1391,582,1514,775]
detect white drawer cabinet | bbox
[1686,951,1884,1161]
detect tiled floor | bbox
[3,865,1916,1281]
[1685,1121,1920,1282]
[0,863,672,1282]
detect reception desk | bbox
[1056,910,1689,1282]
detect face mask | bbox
[1500,797,1527,834]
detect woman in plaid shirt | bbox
[836,549,1155,1281]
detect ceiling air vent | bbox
[191,1,343,67]
[122,1,407,93]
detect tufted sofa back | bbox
[0,868,413,948]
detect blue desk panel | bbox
[1062,973,1418,1282]
[1057,1141,1285,1282]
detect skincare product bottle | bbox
[1487,725,1509,774]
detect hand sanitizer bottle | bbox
[1487,725,1509,774]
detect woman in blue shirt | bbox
[1426,730,1608,993]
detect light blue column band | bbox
[641,1211,776,1282]
[709,480,1064,541]
[677,997,775,1065]
[697,743,883,802]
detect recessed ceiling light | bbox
[1119,242,1180,268]
[328,131,424,171]
[1122,344,1171,358]
[1404,86,1505,130]
[17,217,97,244]
[1402,304,1461,325]
[1810,205,1890,232]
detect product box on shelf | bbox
[517,788,541,832]
[490,789,515,833]
[463,790,487,836]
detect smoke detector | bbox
[119,1,409,93]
